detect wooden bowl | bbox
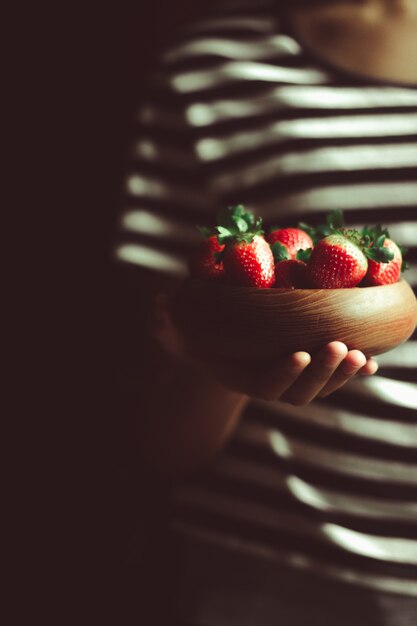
[170,278,417,363]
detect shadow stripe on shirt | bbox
[171,501,417,577]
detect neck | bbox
[289,0,417,86]
[350,0,417,15]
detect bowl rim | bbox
[183,277,411,295]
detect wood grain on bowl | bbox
[170,279,417,363]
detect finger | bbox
[206,352,311,400]
[280,341,348,406]
[358,358,379,376]
[317,350,367,398]
[256,352,312,401]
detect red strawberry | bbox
[274,259,308,288]
[267,227,313,259]
[189,235,225,280]
[362,238,402,286]
[270,241,310,288]
[307,232,368,288]
[224,235,275,288]
[216,205,275,288]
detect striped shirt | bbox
[115,1,417,601]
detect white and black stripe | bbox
[116,1,417,597]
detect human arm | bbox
[115,57,379,478]
[134,278,378,479]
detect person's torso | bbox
[118,0,417,598]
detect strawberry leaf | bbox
[253,216,264,234]
[373,234,386,248]
[362,234,371,247]
[339,228,364,247]
[271,242,290,262]
[239,232,256,244]
[216,225,232,244]
[243,210,256,228]
[217,226,231,236]
[232,215,249,232]
[297,221,313,233]
[296,248,312,262]
[297,221,319,244]
[298,221,332,244]
[316,224,333,238]
[232,204,246,217]
[362,224,390,241]
[326,209,344,230]
[217,206,238,230]
[198,226,214,238]
[398,244,408,257]
[216,205,262,239]
[364,247,394,263]
[298,210,345,245]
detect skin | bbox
[138,292,377,478]
[290,0,417,85]
[153,294,375,404]
[135,0,417,478]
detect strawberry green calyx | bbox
[322,227,366,254]
[298,209,345,245]
[363,235,394,263]
[197,225,216,238]
[362,237,403,286]
[361,224,390,244]
[297,221,323,245]
[213,205,275,288]
[330,227,395,265]
[215,205,264,261]
[327,209,345,230]
[271,241,290,262]
[296,248,312,263]
[360,224,394,263]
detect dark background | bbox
[76,2,307,621]
[76,4,210,623]
[96,2,208,253]
[93,2,210,461]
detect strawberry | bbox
[270,241,310,288]
[215,205,275,288]
[188,234,225,280]
[362,238,402,286]
[274,259,308,288]
[307,228,396,289]
[267,227,313,259]
[307,232,368,288]
[223,235,275,288]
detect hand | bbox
[152,294,378,406]
[214,342,378,405]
